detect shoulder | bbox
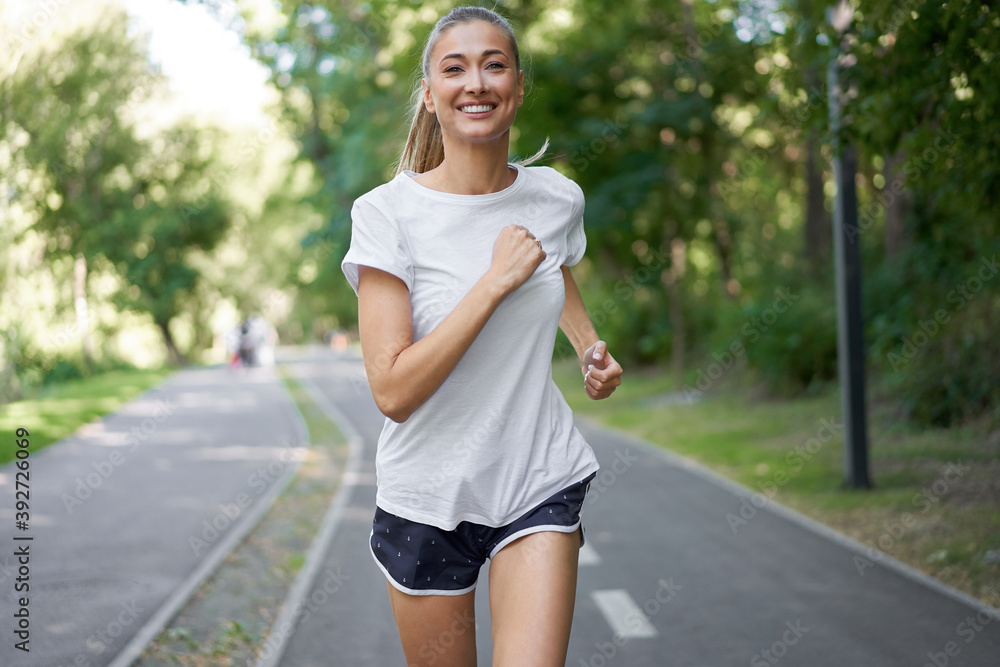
[519,165,584,208]
[520,165,581,191]
[351,174,410,222]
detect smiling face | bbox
[422,20,524,147]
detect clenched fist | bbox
[486,224,546,297]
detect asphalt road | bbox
[0,363,305,667]
[277,347,1000,667]
[1,347,997,666]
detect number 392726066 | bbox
[15,428,30,530]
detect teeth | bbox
[461,105,493,113]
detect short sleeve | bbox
[341,196,413,296]
[564,180,587,266]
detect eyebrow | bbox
[439,49,508,65]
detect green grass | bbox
[0,368,174,465]
[555,359,1000,607]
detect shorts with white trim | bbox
[370,471,596,596]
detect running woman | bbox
[341,6,623,666]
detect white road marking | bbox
[591,589,659,638]
[579,542,601,565]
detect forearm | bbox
[558,265,600,363]
[364,274,506,422]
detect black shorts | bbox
[370,472,596,596]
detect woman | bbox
[341,6,623,666]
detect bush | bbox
[865,229,1000,427]
[44,359,85,385]
[712,278,839,393]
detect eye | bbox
[486,62,506,70]
[444,65,463,73]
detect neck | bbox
[432,132,515,195]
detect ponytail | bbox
[396,87,444,175]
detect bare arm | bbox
[559,265,623,399]
[358,224,545,423]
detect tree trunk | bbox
[803,129,830,265]
[712,212,735,299]
[665,237,687,388]
[0,327,23,404]
[884,149,911,256]
[157,319,187,366]
[74,253,94,373]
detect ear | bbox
[422,78,436,115]
[517,69,524,107]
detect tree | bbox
[2,5,156,370]
[2,3,238,368]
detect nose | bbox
[465,68,487,94]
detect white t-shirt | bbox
[342,162,600,530]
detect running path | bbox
[0,363,305,667]
[273,346,408,666]
[283,347,1000,667]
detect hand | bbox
[582,340,622,400]
[487,225,546,297]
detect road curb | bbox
[254,360,366,667]
[576,415,1000,622]
[107,367,309,667]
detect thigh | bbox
[488,527,581,667]
[386,583,478,667]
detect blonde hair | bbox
[396,6,548,175]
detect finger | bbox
[587,382,615,400]
[585,373,608,394]
[592,340,607,365]
[587,370,620,394]
[587,363,622,384]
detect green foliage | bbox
[0,1,287,378]
[726,277,839,392]
[844,1,1000,425]
[2,0,994,429]
[237,0,996,427]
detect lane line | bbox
[576,418,1000,622]
[591,589,658,639]
[579,542,601,566]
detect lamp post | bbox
[827,0,871,489]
